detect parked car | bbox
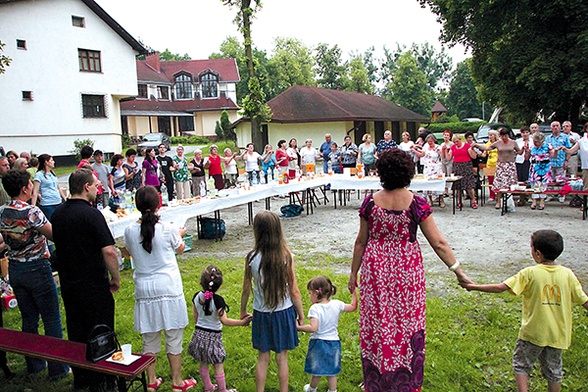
[137,133,171,155]
[475,123,516,143]
[537,124,552,134]
[461,118,484,123]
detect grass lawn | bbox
[1,253,587,391]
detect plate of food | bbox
[105,351,141,366]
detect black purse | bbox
[86,324,120,362]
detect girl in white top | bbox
[188,265,251,392]
[223,148,238,188]
[123,186,194,392]
[240,211,304,392]
[287,138,300,179]
[297,276,358,392]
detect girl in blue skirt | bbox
[240,211,305,392]
[297,276,358,392]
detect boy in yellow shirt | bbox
[462,229,588,392]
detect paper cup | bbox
[121,344,132,359]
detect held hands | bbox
[240,314,253,326]
[348,273,358,293]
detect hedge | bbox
[170,136,211,145]
[425,121,485,134]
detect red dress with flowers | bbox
[358,194,431,392]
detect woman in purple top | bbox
[142,148,160,190]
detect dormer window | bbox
[138,84,147,99]
[174,74,192,99]
[157,86,169,100]
[200,72,218,98]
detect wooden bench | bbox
[500,189,588,219]
[0,328,155,392]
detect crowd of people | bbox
[0,120,587,392]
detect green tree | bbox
[363,46,379,86]
[215,110,236,141]
[420,0,588,123]
[446,59,482,119]
[388,51,434,116]
[210,36,272,102]
[346,54,373,94]
[267,37,315,97]
[0,41,11,74]
[159,48,191,61]
[314,43,348,90]
[221,0,272,147]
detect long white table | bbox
[108,176,331,238]
[329,175,446,193]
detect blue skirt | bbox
[252,306,299,353]
[304,339,341,376]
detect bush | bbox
[426,121,485,134]
[171,136,189,145]
[69,138,94,160]
[171,136,211,145]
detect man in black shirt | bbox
[156,143,175,201]
[52,169,120,391]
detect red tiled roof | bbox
[120,95,239,114]
[137,58,240,83]
[265,86,429,123]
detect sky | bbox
[96,0,469,67]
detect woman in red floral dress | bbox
[349,149,471,391]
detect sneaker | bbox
[545,196,553,202]
[488,198,495,203]
[558,196,566,203]
[303,385,317,392]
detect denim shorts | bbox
[512,338,562,383]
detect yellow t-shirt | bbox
[485,141,498,168]
[504,264,588,349]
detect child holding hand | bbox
[240,211,305,392]
[298,276,358,392]
[462,230,588,392]
[188,265,252,392]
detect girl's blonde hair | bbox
[307,276,337,301]
[246,211,293,310]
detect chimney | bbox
[146,52,160,73]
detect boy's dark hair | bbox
[125,148,137,157]
[80,145,94,160]
[1,169,30,197]
[532,230,564,261]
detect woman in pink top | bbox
[446,134,478,208]
[204,145,224,190]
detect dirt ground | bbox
[178,191,588,295]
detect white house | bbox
[120,53,241,139]
[0,0,146,160]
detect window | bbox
[179,116,194,131]
[22,91,33,101]
[72,16,85,27]
[174,74,192,99]
[82,94,106,118]
[200,72,218,98]
[157,86,169,100]
[78,49,101,72]
[16,39,26,50]
[138,84,147,98]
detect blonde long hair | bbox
[246,211,293,310]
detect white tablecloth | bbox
[329,175,446,193]
[108,176,331,238]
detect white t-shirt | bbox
[308,299,346,341]
[578,136,588,170]
[516,138,531,164]
[300,146,318,164]
[248,252,293,313]
[224,158,237,174]
[244,152,261,172]
[193,291,223,331]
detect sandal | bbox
[538,205,544,210]
[172,378,197,392]
[530,204,536,210]
[204,385,219,392]
[471,201,478,209]
[495,204,501,209]
[148,377,163,391]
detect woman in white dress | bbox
[124,186,195,392]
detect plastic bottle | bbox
[295,165,301,179]
[161,184,168,205]
[252,171,259,185]
[200,181,207,197]
[327,161,332,174]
